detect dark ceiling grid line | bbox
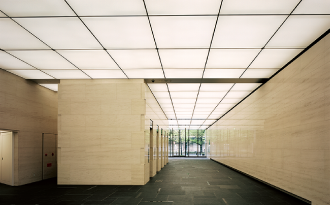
[142,0,179,128]
[238,0,303,78]
[197,83,236,129]
[0,9,93,79]
[2,14,330,18]
[146,84,169,120]
[63,0,129,79]
[0,48,56,79]
[202,0,304,130]
[3,47,306,51]
[188,0,224,130]
[206,14,330,131]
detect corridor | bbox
[0,158,309,205]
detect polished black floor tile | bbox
[0,158,310,205]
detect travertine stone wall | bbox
[207,33,330,205]
[58,79,147,185]
[58,80,168,185]
[0,69,57,185]
[145,84,168,177]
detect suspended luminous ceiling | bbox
[0,0,329,130]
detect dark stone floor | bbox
[0,158,309,205]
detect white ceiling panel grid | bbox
[207,49,261,68]
[0,0,328,130]
[14,17,102,49]
[231,83,261,91]
[225,91,251,99]
[196,98,222,104]
[150,16,217,48]
[8,70,53,79]
[43,70,90,79]
[0,0,75,16]
[8,50,77,70]
[124,69,164,78]
[200,83,233,91]
[212,16,287,48]
[147,83,168,92]
[82,70,127,78]
[293,0,330,14]
[145,0,221,15]
[152,92,170,98]
[108,50,161,69]
[159,49,208,68]
[164,69,204,78]
[82,17,155,49]
[168,84,200,92]
[57,50,119,69]
[250,49,303,68]
[203,69,245,78]
[171,92,198,98]
[66,0,146,16]
[198,91,227,99]
[220,0,300,14]
[221,98,242,104]
[0,51,34,69]
[266,15,330,48]
[240,69,279,78]
[0,18,49,49]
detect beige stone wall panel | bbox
[207,33,330,205]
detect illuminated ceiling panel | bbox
[250,49,303,68]
[212,16,286,48]
[57,50,118,69]
[83,70,127,79]
[203,69,245,78]
[8,70,53,79]
[82,17,155,49]
[200,83,233,92]
[150,16,217,48]
[164,69,204,78]
[267,16,330,48]
[207,49,260,68]
[231,83,261,91]
[0,0,75,16]
[160,49,208,69]
[293,0,330,14]
[14,18,102,49]
[66,0,146,15]
[108,50,161,69]
[221,0,300,14]
[0,1,327,130]
[0,51,33,70]
[168,84,200,92]
[8,50,77,70]
[0,19,48,49]
[124,69,164,78]
[241,69,279,78]
[147,84,168,92]
[43,70,90,79]
[145,0,221,15]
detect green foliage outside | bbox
[168,129,206,145]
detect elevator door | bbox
[42,134,57,180]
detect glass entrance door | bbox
[169,129,205,157]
